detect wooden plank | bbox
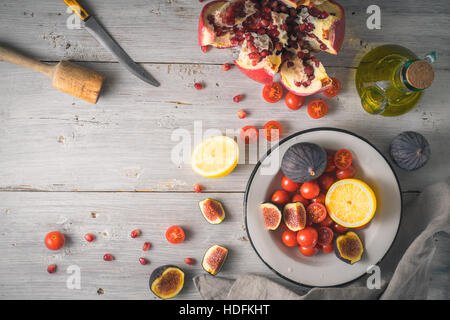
[0,0,448,68]
[0,62,448,193]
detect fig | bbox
[199,198,226,224]
[149,265,185,299]
[283,202,307,231]
[390,131,431,171]
[202,245,229,275]
[335,231,364,264]
[260,203,282,230]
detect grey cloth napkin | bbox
[194,182,449,300]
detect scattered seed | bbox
[222,63,232,71]
[139,257,148,265]
[103,254,114,261]
[194,184,202,193]
[84,233,95,242]
[142,242,151,251]
[194,83,204,90]
[201,45,210,53]
[184,258,195,265]
[233,94,244,103]
[131,229,141,238]
[47,264,56,274]
[237,110,247,119]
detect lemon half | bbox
[325,179,377,228]
[191,136,239,178]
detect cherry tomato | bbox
[334,149,353,170]
[240,125,259,144]
[336,165,356,180]
[165,225,185,244]
[319,215,334,228]
[291,193,310,207]
[281,176,300,192]
[282,230,299,247]
[311,192,326,205]
[263,121,282,142]
[323,77,341,98]
[353,221,371,230]
[44,231,66,251]
[306,202,328,224]
[318,174,336,191]
[317,226,334,246]
[300,181,320,199]
[262,82,283,103]
[307,99,328,119]
[284,92,305,110]
[296,226,318,248]
[332,223,349,235]
[271,190,290,207]
[325,152,336,172]
[299,245,319,257]
[320,243,334,254]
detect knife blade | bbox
[63,0,159,87]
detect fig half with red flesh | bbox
[283,202,307,231]
[202,245,229,275]
[199,198,226,224]
[234,33,282,84]
[280,50,332,96]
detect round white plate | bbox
[244,128,402,287]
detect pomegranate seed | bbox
[84,233,95,242]
[193,184,202,193]
[184,258,195,265]
[222,63,232,71]
[142,242,151,251]
[194,83,204,90]
[237,110,247,119]
[131,229,141,238]
[201,45,210,53]
[103,254,113,261]
[139,257,148,265]
[233,94,244,103]
[47,264,56,274]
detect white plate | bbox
[244,128,402,287]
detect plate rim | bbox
[243,127,403,288]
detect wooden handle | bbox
[63,0,90,21]
[0,45,54,78]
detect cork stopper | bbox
[406,60,434,90]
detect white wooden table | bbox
[0,0,448,299]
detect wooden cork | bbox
[406,60,434,90]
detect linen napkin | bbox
[194,181,449,300]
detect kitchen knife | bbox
[64,0,160,87]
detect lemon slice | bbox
[325,179,377,228]
[191,136,239,178]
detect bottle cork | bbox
[406,60,434,90]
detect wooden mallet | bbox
[0,45,105,104]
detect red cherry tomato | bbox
[318,174,336,191]
[44,231,66,251]
[165,226,185,244]
[311,192,326,205]
[240,125,259,144]
[300,181,320,199]
[263,121,282,142]
[284,92,305,110]
[306,202,327,224]
[323,77,341,98]
[317,226,334,246]
[336,165,356,180]
[325,152,336,172]
[307,99,328,119]
[262,82,283,103]
[281,176,300,192]
[271,190,291,207]
[296,226,318,248]
[353,221,371,230]
[320,243,334,254]
[299,245,319,257]
[282,230,299,247]
[332,223,349,235]
[319,215,334,228]
[291,193,310,207]
[334,149,353,170]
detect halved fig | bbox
[202,244,228,275]
[283,202,306,231]
[280,50,332,96]
[298,1,345,55]
[260,202,282,230]
[199,198,226,224]
[335,231,364,264]
[149,265,184,299]
[235,33,282,84]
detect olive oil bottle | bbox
[355,45,436,116]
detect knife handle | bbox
[63,0,90,21]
